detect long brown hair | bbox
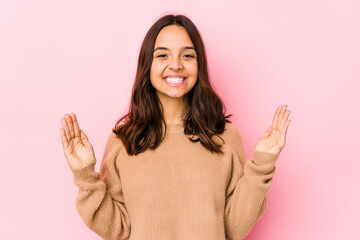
[113,14,232,155]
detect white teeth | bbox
[165,77,185,83]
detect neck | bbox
[158,94,189,125]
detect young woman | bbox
[59,14,291,240]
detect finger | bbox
[281,119,291,141]
[64,114,75,139]
[70,113,80,138]
[277,105,287,129]
[272,106,282,130]
[279,109,290,131]
[282,119,291,136]
[59,128,69,151]
[61,117,71,142]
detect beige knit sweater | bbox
[71,122,279,240]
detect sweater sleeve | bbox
[223,124,279,240]
[71,132,131,240]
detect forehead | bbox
[154,25,194,48]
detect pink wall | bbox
[1,0,359,239]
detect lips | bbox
[163,76,187,86]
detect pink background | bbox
[1,0,359,239]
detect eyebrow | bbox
[153,46,195,52]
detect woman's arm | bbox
[60,113,131,240]
[224,105,290,239]
[224,146,279,239]
[71,132,131,240]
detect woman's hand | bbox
[253,105,291,155]
[59,113,96,170]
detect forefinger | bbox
[272,105,281,130]
[70,113,80,138]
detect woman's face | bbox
[150,25,198,101]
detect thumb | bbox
[263,125,272,137]
[80,130,92,148]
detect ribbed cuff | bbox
[71,162,100,189]
[244,152,279,189]
[253,151,279,166]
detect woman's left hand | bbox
[253,105,291,155]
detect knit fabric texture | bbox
[71,122,280,240]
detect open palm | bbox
[253,105,291,155]
[59,113,96,170]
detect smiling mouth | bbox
[163,77,187,86]
[164,77,187,83]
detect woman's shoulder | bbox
[104,131,126,154]
[223,122,242,140]
[217,122,244,149]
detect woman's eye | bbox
[155,54,195,59]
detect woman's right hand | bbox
[59,113,96,170]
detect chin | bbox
[168,94,185,99]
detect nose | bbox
[168,56,183,70]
